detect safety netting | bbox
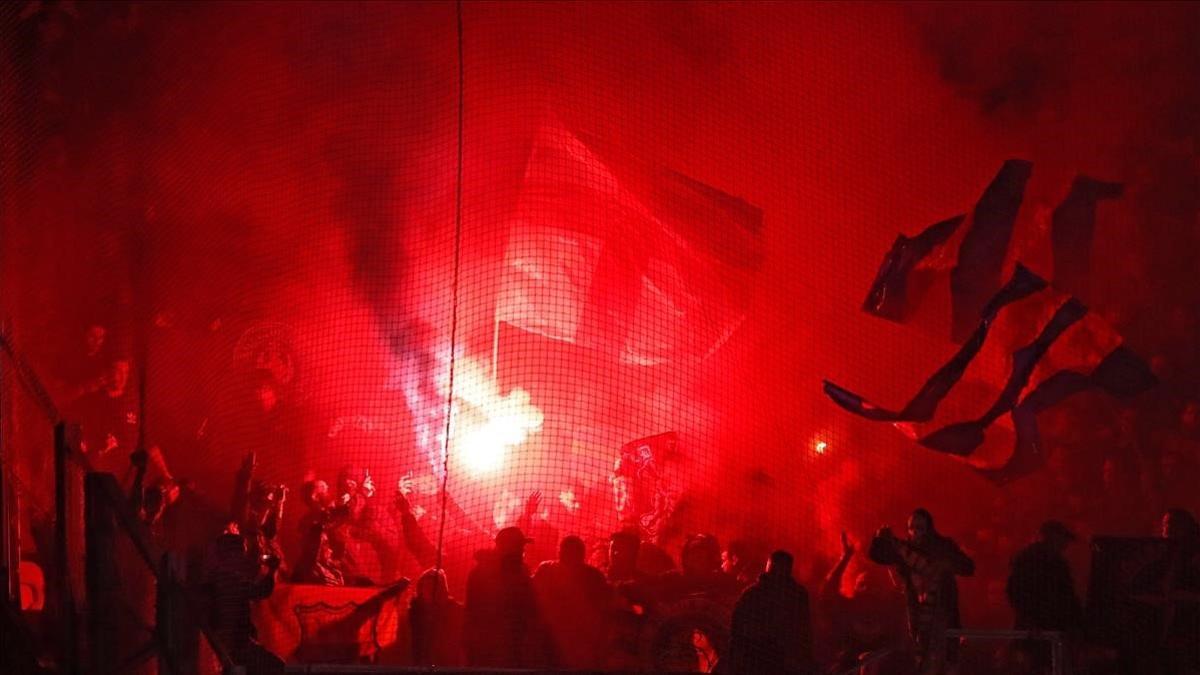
[2,2,1199,674]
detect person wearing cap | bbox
[462,526,551,667]
[1006,520,1084,670]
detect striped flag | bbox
[826,161,1153,483]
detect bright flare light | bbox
[459,424,509,473]
[813,439,828,455]
[453,385,544,476]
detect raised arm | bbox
[261,487,284,541]
[394,476,436,568]
[517,490,542,533]
[821,531,855,599]
[230,451,255,526]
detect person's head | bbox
[610,529,640,573]
[1038,520,1076,554]
[106,359,130,397]
[722,539,749,575]
[681,534,722,575]
[317,531,335,565]
[559,535,586,566]
[495,526,531,559]
[907,508,934,544]
[416,568,450,602]
[302,480,330,508]
[1161,508,1200,543]
[85,324,106,356]
[765,549,793,578]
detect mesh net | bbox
[3,2,1199,674]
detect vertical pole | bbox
[492,315,501,381]
[0,323,16,604]
[1050,632,1064,675]
[159,550,203,675]
[54,422,78,674]
[85,473,117,674]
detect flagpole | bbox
[492,313,501,382]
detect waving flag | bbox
[828,161,1153,483]
[496,122,763,365]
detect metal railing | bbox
[946,628,1066,675]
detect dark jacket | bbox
[532,559,613,668]
[871,532,974,648]
[462,551,550,667]
[726,572,814,675]
[410,596,465,667]
[1006,541,1083,632]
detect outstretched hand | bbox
[524,490,542,518]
